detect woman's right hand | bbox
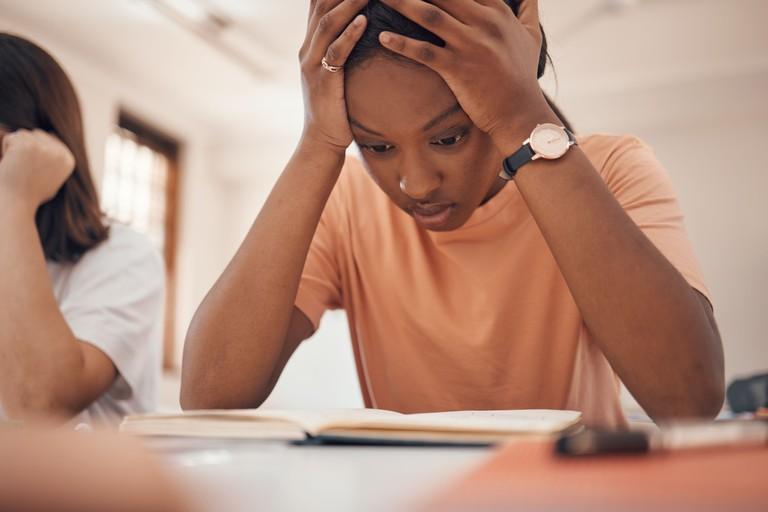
[299,0,368,154]
[0,129,75,213]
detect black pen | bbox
[556,421,768,456]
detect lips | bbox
[409,203,455,229]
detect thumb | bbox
[516,0,543,46]
[0,129,18,160]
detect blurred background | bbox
[0,0,766,413]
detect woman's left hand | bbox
[377,0,555,147]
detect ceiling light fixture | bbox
[142,0,268,79]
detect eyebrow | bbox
[349,102,464,138]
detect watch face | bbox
[530,123,569,159]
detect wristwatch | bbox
[499,123,577,180]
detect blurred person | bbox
[0,33,164,424]
[182,0,724,427]
[0,428,192,512]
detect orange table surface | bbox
[423,440,768,512]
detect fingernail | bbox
[354,14,365,26]
[379,32,391,44]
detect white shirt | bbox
[39,224,164,425]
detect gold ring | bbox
[321,57,343,73]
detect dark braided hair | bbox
[347,1,573,131]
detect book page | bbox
[255,409,403,435]
[322,410,581,434]
[121,409,579,438]
[122,408,404,437]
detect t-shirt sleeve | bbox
[294,174,346,331]
[58,229,165,402]
[596,135,711,302]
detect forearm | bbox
[181,139,345,409]
[494,117,724,421]
[0,195,87,419]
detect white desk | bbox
[147,438,491,512]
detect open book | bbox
[120,408,582,446]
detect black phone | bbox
[727,372,768,413]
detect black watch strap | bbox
[501,143,535,180]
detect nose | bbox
[399,165,441,201]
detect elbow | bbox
[660,324,726,421]
[686,333,726,420]
[3,382,82,422]
[179,373,269,411]
[648,372,725,423]
[180,329,273,411]
[179,371,210,410]
[676,383,724,421]
[179,393,200,411]
[179,387,267,412]
[179,382,211,411]
[691,377,726,420]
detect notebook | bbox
[120,408,582,446]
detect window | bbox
[101,112,181,369]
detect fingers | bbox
[473,0,511,10]
[429,0,491,24]
[376,0,456,70]
[306,0,345,34]
[323,14,368,67]
[379,0,467,44]
[1,133,10,160]
[306,0,369,63]
[516,0,542,42]
[378,32,448,72]
[301,0,348,58]
[1,130,20,156]
[9,130,74,165]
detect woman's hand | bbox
[299,0,369,154]
[0,129,75,213]
[377,0,555,147]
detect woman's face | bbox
[345,56,506,231]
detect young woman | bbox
[181,0,724,427]
[0,33,164,424]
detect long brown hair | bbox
[0,33,108,263]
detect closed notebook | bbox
[120,408,582,446]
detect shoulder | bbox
[84,224,162,268]
[577,133,657,173]
[70,224,164,286]
[577,133,670,197]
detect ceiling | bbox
[0,0,766,141]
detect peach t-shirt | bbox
[295,134,709,428]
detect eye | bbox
[361,143,395,154]
[431,132,466,147]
